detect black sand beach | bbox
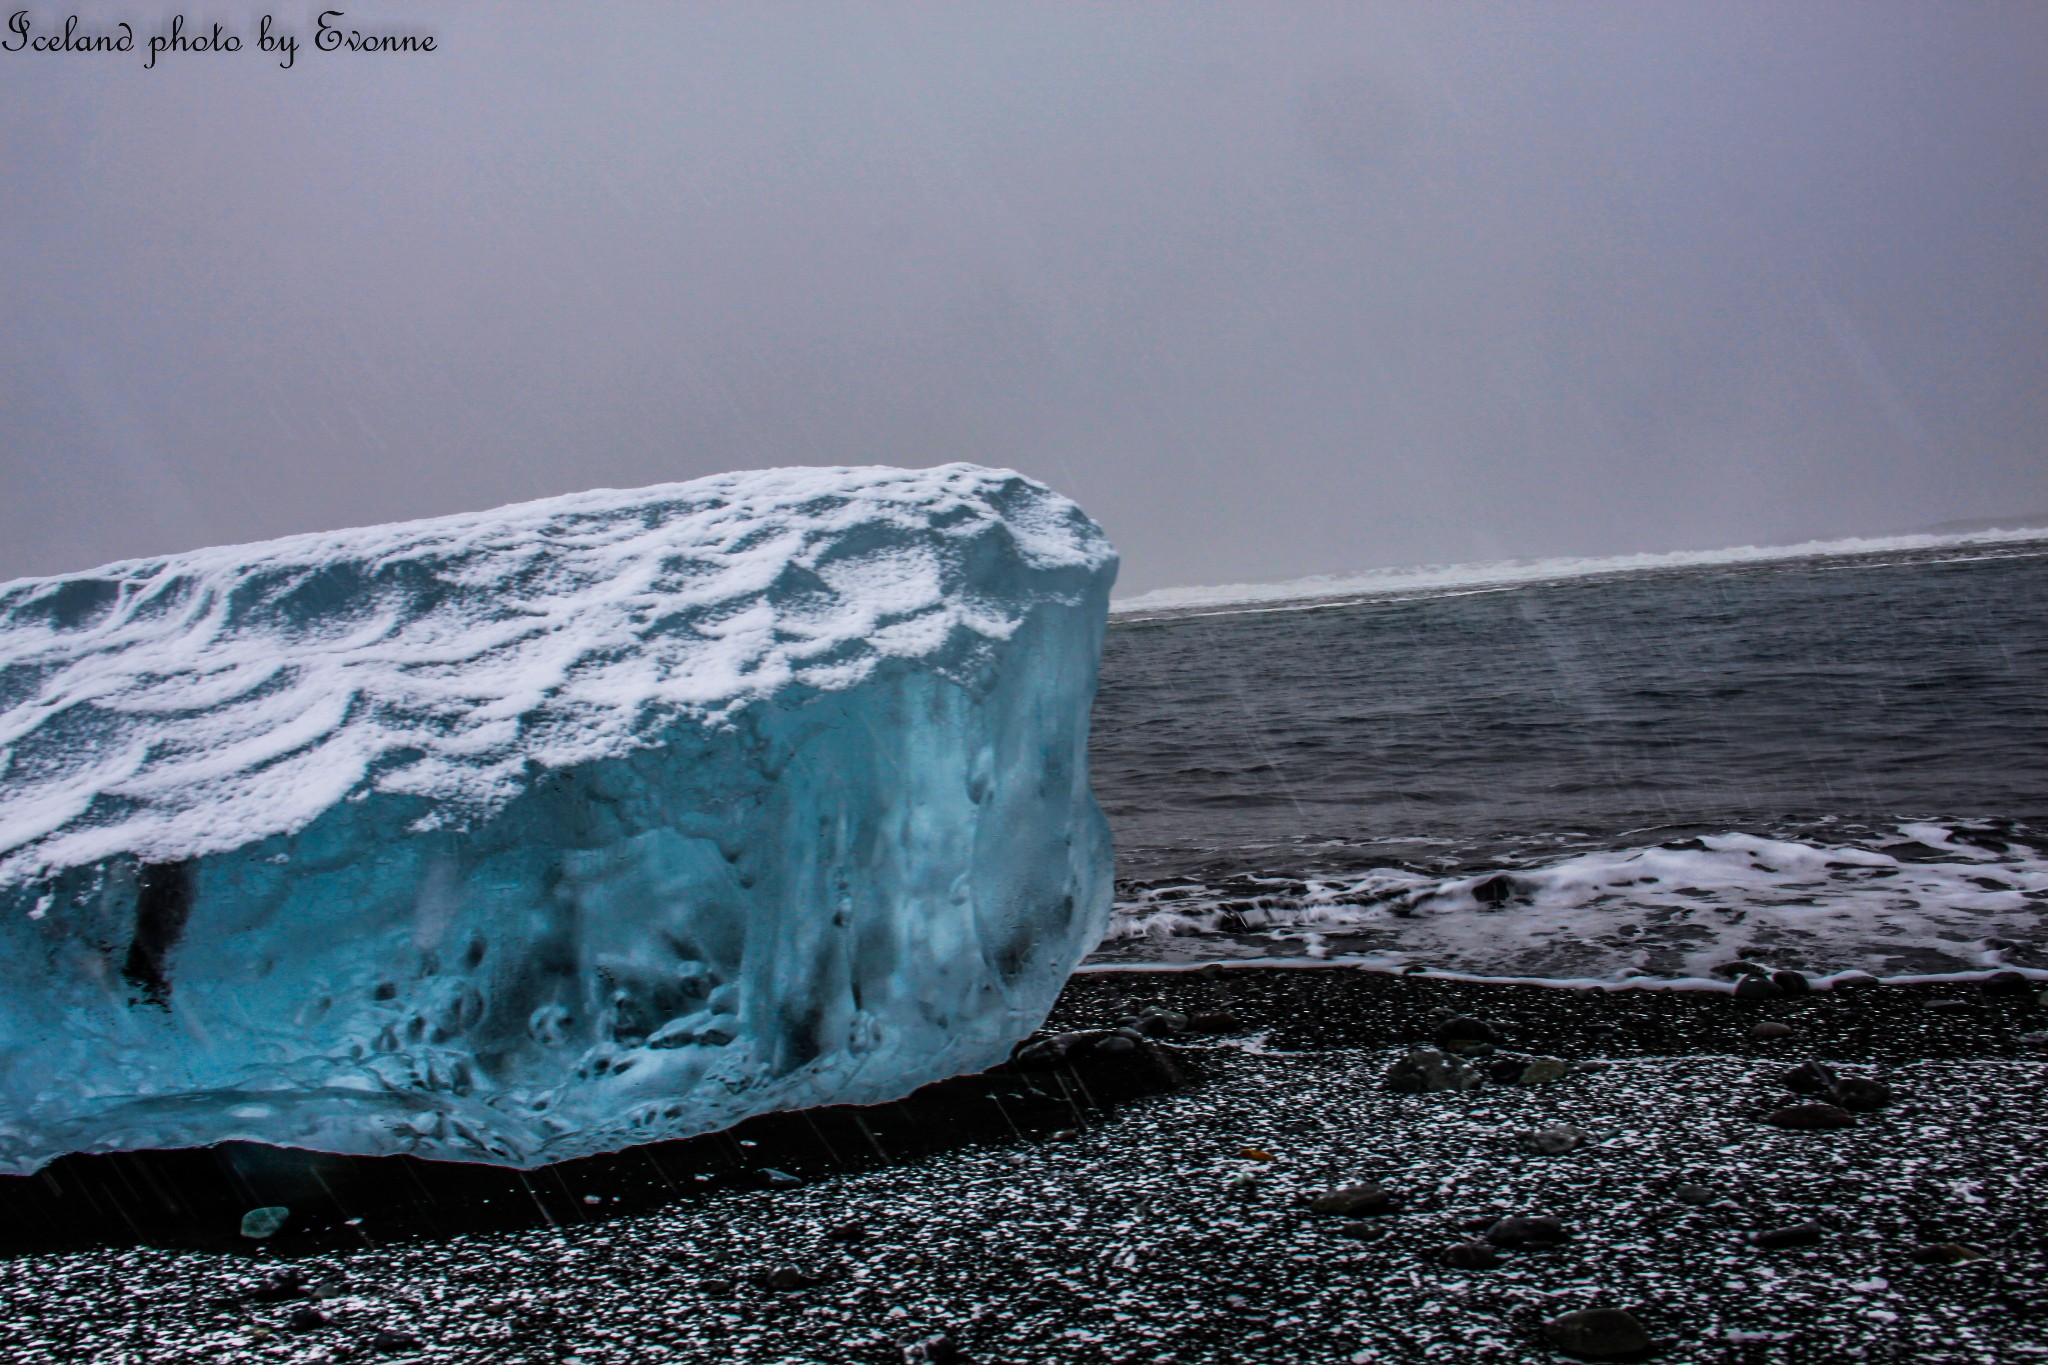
[5,966,2046,1363]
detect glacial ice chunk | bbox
[0,465,1117,1172]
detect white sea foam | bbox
[1087,823,2048,982]
[1111,527,2048,619]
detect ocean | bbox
[1084,532,2048,981]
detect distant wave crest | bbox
[1112,527,2048,618]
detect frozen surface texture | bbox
[0,465,1117,1173]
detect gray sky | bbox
[3,2,2045,595]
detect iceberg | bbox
[0,465,1117,1173]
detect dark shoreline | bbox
[5,966,2047,1363]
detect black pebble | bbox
[1484,1214,1569,1249]
[824,1222,867,1244]
[1734,974,1781,1000]
[1130,1008,1189,1038]
[1442,1241,1501,1269]
[1764,1102,1856,1130]
[1748,1221,1825,1249]
[1781,1060,1840,1096]
[1829,1077,1894,1111]
[370,1330,421,1355]
[1911,1242,1989,1265]
[287,1306,328,1332]
[1488,1056,1529,1084]
[1432,1014,1501,1046]
[1771,970,1811,995]
[1542,1307,1653,1359]
[1674,1183,1715,1205]
[1307,1183,1400,1217]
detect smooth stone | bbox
[760,1168,803,1189]
[287,1306,328,1332]
[824,1222,868,1244]
[2019,1031,2048,1051]
[1673,1183,1715,1205]
[1829,1077,1894,1111]
[1432,1015,1501,1046]
[1911,1243,1989,1265]
[1733,974,1782,1000]
[1384,1048,1481,1093]
[1981,970,2031,992]
[1764,1102,1856,1130]
[371,1331,422,1355]
[1750,1022,1795,1040]
[759,1267,812,1291]
[1713,961,1769,979]
[1748,1221,1825,1249]
[1307,1182,1400,1217]
[1489,1056,1531,1084]
[1336,1220,1386,1240]
[1771,970,1812,996]
[1831,972,1879,990]
[1541,1307,1653,1359]
[1130,1008,1189,1038]
[1526,1125,1592,1155]
[1188,1011,1246,1033]
[239,1206,290,1240]
[1781,1060,1840,1096]
[1484,1214,1569,1249]
[1925,999,1977,1013]
[1442,1241,1501,1269]
[1516,1057,1574,1086]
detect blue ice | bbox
[0,465,1116,1171]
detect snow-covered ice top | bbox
[0,464,1114,887]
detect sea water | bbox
[1087,534,2048,981]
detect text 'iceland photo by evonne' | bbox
[2,5,2046,1363]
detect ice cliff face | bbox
[0,465,1117,1172]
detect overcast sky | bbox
[3,2,2044,595]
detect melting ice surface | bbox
[0,465,1117,1174]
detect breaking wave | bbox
[1085,820,2048,984]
